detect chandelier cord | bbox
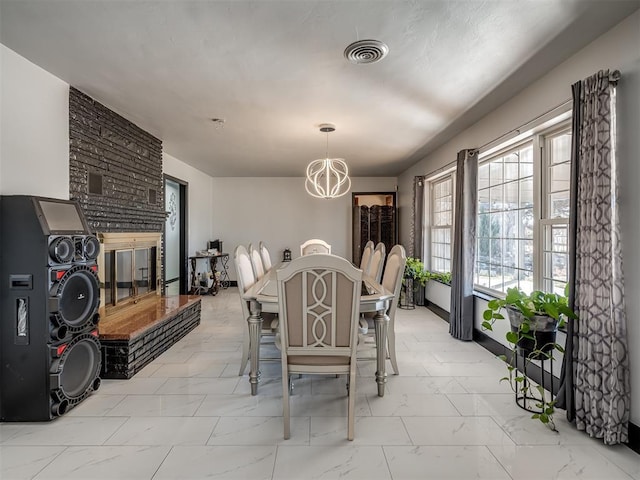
[325,131,329,158]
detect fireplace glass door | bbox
[104,247,157,308]
[116,249,133,303]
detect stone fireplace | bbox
[97,232,162,315]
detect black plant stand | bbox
[513,352,555,414]
[399,278,415,309]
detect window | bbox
[429,175,454,273]
[541,128,571,294]
[475,121,571,295]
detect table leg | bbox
[189,258,198,294]
[374,305,389,397]
[248,299,263,395]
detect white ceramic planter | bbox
[425,280,451,312]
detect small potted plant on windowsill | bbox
[426,271,451,285]
[482,286,577,431]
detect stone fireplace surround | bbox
[68,87,201,379]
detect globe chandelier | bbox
[305,124,351,199]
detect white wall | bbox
[212,177,396,280]
[163,153,214,257]
[0,45,69,198]
[398,11,640,426]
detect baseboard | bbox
[425,302,449,322]
[628,421,640,454]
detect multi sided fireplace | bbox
[97,232,162,313]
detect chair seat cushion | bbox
[288,355,350,366]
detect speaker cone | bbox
[83,236,100,261]
[57,335,101,399]
[50,266,100,328]
[49,236,74,264]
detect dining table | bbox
[242,263,395,397]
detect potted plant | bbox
[482,286,577,431]
[426,270,451,285]
[400,257,429,308]
[404,257,429,286]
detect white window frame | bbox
[540,124,572,294]
[474,117,571,297]
[425,171,455,273]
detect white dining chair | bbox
[276,253,362,440]
[300,238,331,256]
[248,243,266,280]
[367,242,386,283]
[234,244,278,376]
[358,244,406,375]
[259,241,272,271]
[359,240,374,272]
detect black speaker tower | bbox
[0,195,102,421]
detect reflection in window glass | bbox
[476,142,534,293]
[475,122,572,296]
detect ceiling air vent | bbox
[344,39,389,64]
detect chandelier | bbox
[305,124,351,199]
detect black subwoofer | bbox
[0,195,102,421]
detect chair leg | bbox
[347,367,356,441]
[238,328,250,376]
[283,372,291,439]
[387,319,399,375]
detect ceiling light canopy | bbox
[305,124,351,199]
[344,39,389,64]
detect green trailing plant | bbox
[482,286,577,431]
[403,257,430,287]
[426,270,452,285]
[404,258,453,287]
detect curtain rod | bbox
[422,159,457,181]
[421,98,572,180]
[478,98,572,152]
[478,99,571,154]
[421,70,619,178]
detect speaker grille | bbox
[83,236,100,261]
[57,334,101,398]
[49,236,74,264]
[50,265,100,328]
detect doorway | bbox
[352,192,397,264]
[163,175,188,295]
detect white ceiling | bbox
[1,1,638,177]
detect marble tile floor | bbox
[1,288,638,479]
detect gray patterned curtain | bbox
[557,70,630,445]
[411,176,425,259]
[449,149,477,340]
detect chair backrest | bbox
[248,243,265,280]
[381,245,407,320]
[259,241,272,271]
[234,244,257,320]
[359,240,374,272]
[276,254,361,357]
[300,238,331,256]
[367,242,386,283]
